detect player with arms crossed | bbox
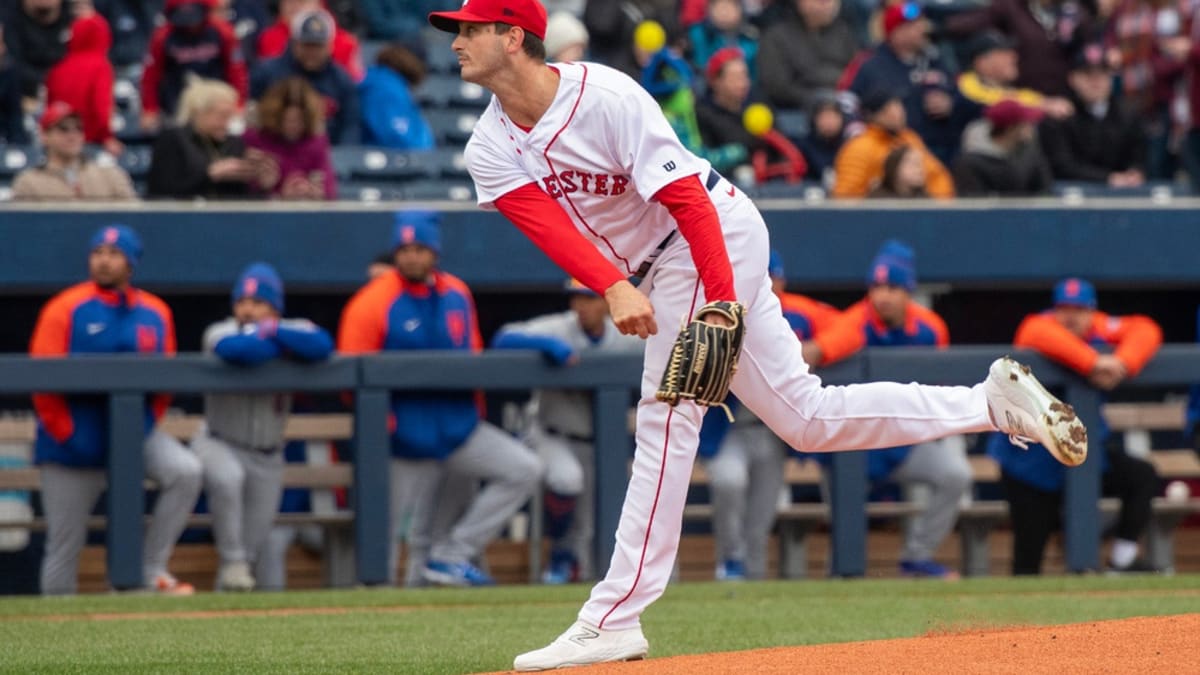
[427,1,1087,670]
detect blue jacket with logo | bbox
[31,282,176,468]
[337,270,482,459]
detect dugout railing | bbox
[0,347,1198,588]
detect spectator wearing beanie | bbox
[244,76,337,199]
[45,12,121,155]
[359,43,435,150]
[952,99,1053,197]
[544,11,589,62]
[140,0,249,131]
[695,47,760,165]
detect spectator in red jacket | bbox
[140,0,248,131]
[257,0,364,81]
[45,11,121,155]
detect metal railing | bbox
[1,346,1196,587]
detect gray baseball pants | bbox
[891,438,971,562]
[191,429,284,568]
[388,421,542,586]
[40,429,202,594]
[703,423,787,579]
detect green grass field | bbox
[1,575,1197,674]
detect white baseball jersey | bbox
[497,310,644,438]
[465,62,711,277]
[465,59,996,637]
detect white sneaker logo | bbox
[404,319,420,332]
[86,323,106,335]
[568,626,600,647]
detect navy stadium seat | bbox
[415,75,489,109]
[426,109,479,145]
[332,146,436,181]
[400,179,475,201]
[0,145,41,179]
[337,181,407,201]
[774,110,810,141]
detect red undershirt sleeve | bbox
[494,183,627,294]
[653,175,736,302]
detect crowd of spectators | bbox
[2,0,1198,200]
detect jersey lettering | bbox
[541,170,629,200]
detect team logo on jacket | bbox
[540,170,630,199]
[136,325,159,352]
[446,311,466,346]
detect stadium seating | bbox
[426,109,481,145]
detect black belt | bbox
[631,170,724,279]
[545,427,593,443]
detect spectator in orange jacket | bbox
[45,11,121,155]
[809,240,971,579]
[832,89,955,199]
[988,277,1163,574]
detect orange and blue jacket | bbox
[778,291,842,343]
[31,282,176,468]
[699,291,843,459]
[813,297,949,367]
[810,297,949,479]
[337,269,483,460]
[989,309,1162,491]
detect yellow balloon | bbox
[634,20,667,53]
[743,103,774,137]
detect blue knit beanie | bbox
[232,262,285,313]
[866,239,917,291]
[89,224,142,269]
[392,210,442,255]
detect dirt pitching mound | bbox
[495,614,1199,674]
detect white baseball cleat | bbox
[216,561,256,592]
[513,619,649,671]
[984,356,1088,467]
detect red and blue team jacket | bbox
[30,282,176,468]
[698,292,843,459]
[337,270,483,460]
[988,310,1163,492]
[811,297,949,480]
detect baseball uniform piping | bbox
[542,64,636,275]
[598,277,703,629]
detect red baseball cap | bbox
[882,2,924,38]
[985,99,1044,131]
[40,101,80,131]
[429,0,549,41]
[705,47,744,81]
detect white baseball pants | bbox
[579,184,995,630]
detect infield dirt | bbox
[487,613,1200,674]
